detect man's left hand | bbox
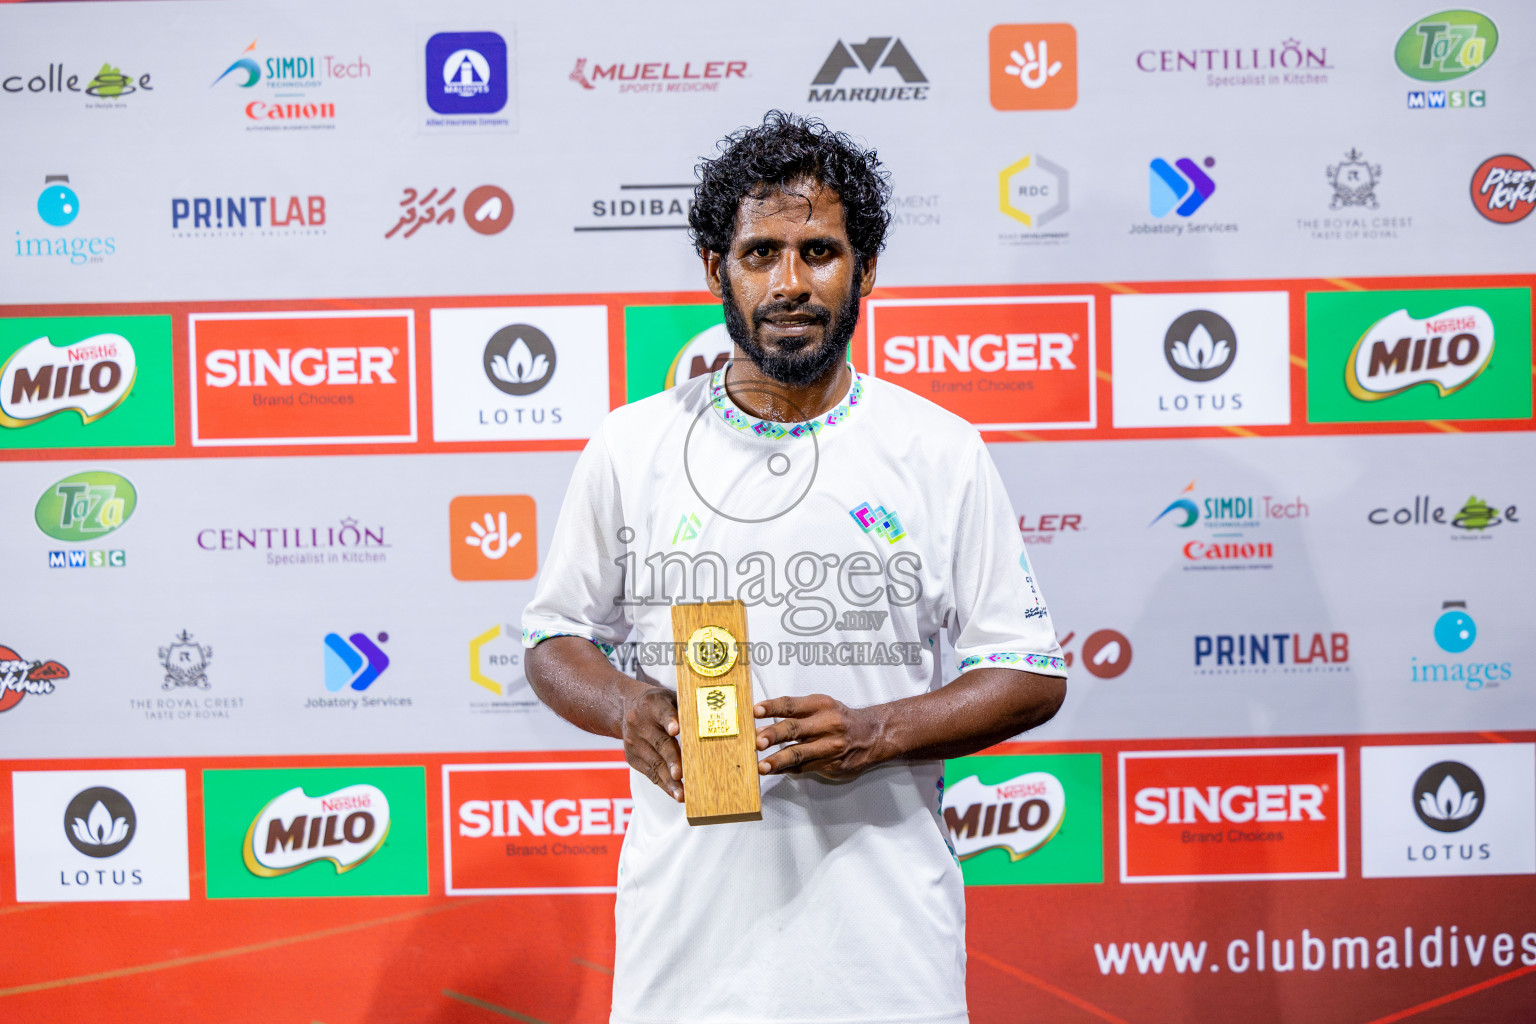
[754,695,886,780]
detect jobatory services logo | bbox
[1305,287,1532,424]
[0,643,69,714]
[322,631,391,693]
[386,185,513,239]
[444,762,632,894]
[1133,157,1236,238]
[1411,600,1512,691]
[1119,748,1346,883]
[1360,743,1536,878]
[210,39,369,131]
[575,182,692,233]
[1396,10,1495,109]
[203,766,427,898]
[1,60,154,106]
[423,30,513,130]
[942,753,1102,885]
[622,304,728,403]
[15,174,117,267]
[1149,479,1307,570]
[10,769,190,901]
[171,193,326,238]
[1470,155,1535,224]
[1110,291,1290,428]
[1135,37,1332,88]
[450,495,537,581]
[38,469,136,569]
[429,305,610,443]
[189,310,417,446]
[988,25,1076,110]
[569,57,747,95]
[998,154,1068,246]
[1297,148,1415,242]
[1367,493,1518,541]
[808,37,927,103]
[1194,630,1350,676]
[865,296,1096,430]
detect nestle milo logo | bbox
[35,471,137,541]
[0,334,136,427]
[1395,10,1498,82]
[1346,306,1493,401]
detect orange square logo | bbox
[450,495,537,580]
[989,24,1077,110]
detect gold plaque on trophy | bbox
[672,601,762,825]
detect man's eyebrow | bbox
[734,235,846,251]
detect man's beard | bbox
[720,266,862,388]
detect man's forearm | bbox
[869,668,1065,764]
[524,635,655,738]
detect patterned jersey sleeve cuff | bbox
[957,652,1068,676]
[522,628,616,657]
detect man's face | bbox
[707,182,876,387]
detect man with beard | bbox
[522,111,1068,1024]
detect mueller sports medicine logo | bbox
[1471,155,1535,225]
[1,334,134,427]
[1345,306,1493,401]
[570,58,747,94]
[808,37,927,103]
[1120,748,1345,882]
[445,763,631,894]
[943,771,1065,862]
[866,296,1095,430]
[171,194,325,237]
[190,310,416,446]
[243,784,390,877]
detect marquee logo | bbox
[1395,11,1497,82]
[1345,305,1493,401]
[1,334,134,427]
[35,470,136,541]
[989,24,1076,110]
[65,786,136,857]
[1470,155,1535,225]
[0,644,69,713]
[190,310,417,446]
[242,784,389,877]
[808,37,928,103]
[866,296,1095,430]
[1120,748,1345,882]
[942,754,1102,885]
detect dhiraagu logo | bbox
[202,766,427,898]
[1395,11,1498,82]
[941,753,1102,885]
[1306,288,1531,423]
[35,471,137,541]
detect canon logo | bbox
[204,347,395,388]
[881,333,1076,374]
[1134,784,1326,825]
[457,797,633,838]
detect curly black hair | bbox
[689,110,892,269]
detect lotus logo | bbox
[1413,761,1484,832]
[1163,310,1236,382]
[942,771,1066,861]
[1345,306,1494,401]
[64,786,136,857]
[483,324,556,396]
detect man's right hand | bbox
[623,686,685,802]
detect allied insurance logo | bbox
[203,766,428,898]
[864,296,1096,430]
[942,753,1103,885]
[988,24,1077,110]
[1305,287,1532,424]
[1119,748,1345,883]
[189,310,417,446]
[423,30,513,130]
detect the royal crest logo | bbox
[159,630,213,690]
[242,784,390,877]
[1345,306,1494,401]
[0,334,136,427]
[0,644,69,713]
[1327,148,1381,210]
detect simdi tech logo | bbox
[210,39,370,131]
[449,495,537,581]
[1360,743,1536,879]
[10,769,191,902]
[1305,287,1531,424]
[988,24,1077,110]
[444,762,632,894]
[203,766,428,898]
[1119,748,1345,882]
[0,315,173,450]
[864,296,1096,430]
[37,470,136,570]
[189,310,417,446]
[1148,479,1307,570]
[623,304,729,403]
[942,753,1102,885]
[1395,10,1496,110]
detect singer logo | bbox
[866,296,1095,430]
[242,784,389,877]
[1119,748,1345,882]
[1346,306,1494,401]
[444,762,631,894]
[190,310,416,446]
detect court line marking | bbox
[969,947,1130,1024]
[442,988,551,1023]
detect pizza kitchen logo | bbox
[1470,155,1535,225]
[570,57,747,94]
[242,783,390,877]
[0,643,69,713]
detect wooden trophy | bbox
[671,600,762,825]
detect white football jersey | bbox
[523,364,1066,1024]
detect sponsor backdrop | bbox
[1,1,1534,1021]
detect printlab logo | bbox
[483,325,554,395]
[424,31,509,121]
[1194,631,1350,675]
[0,644,69,713]
[65,786,136,857]
[1056,629,1133,679]
[1411,600,1512,691]
[159,630,212,690]
[323,632,390,692]
[37,470,135,569]
[988,24,1076,110]
[1150,157,1215,217]
[449,495,538,581]
[942,753,1102,885]
[808,37,928,103]
[1397,10,1496,109]
[16,174,117,266]
[386,185,512,239]
[171,194,326,238]
[1470,155,1535,225]
[1414,761,1484,832]
[998,154,1068,243]
[569,58,748,95]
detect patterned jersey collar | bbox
[708,362,865,439]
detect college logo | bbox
[1368,494,1519,540]
[808,37,928,102]
[172,194,326,237]
[1470,155,1535,225]
[323,632,390,692]
[1120,748,1345,882]
[1306,287,1531,423]
[386,185,513,239]
[11,769,190,902]
[988,24,1076,110]
[36,470,136,542]
[425,31,508,118]
[569,58,747,94]
[2,61,153,100]
[159,630,213,690]
[998,154,1068,231]
[1395,11,1498,82]
[0,644,69,713]
[204,766,427,898]
[189,310,417,446]
[1150,157,1216,218]
[15,173,117,267]
[1111,292,1289,428]
[943,754,1102,885]
[622,304,728,403]
[444,762,631,894]
[429,305,609,443]
[1360,743,1535,879]
[865,296,1096,430]
[449,495,537,580]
